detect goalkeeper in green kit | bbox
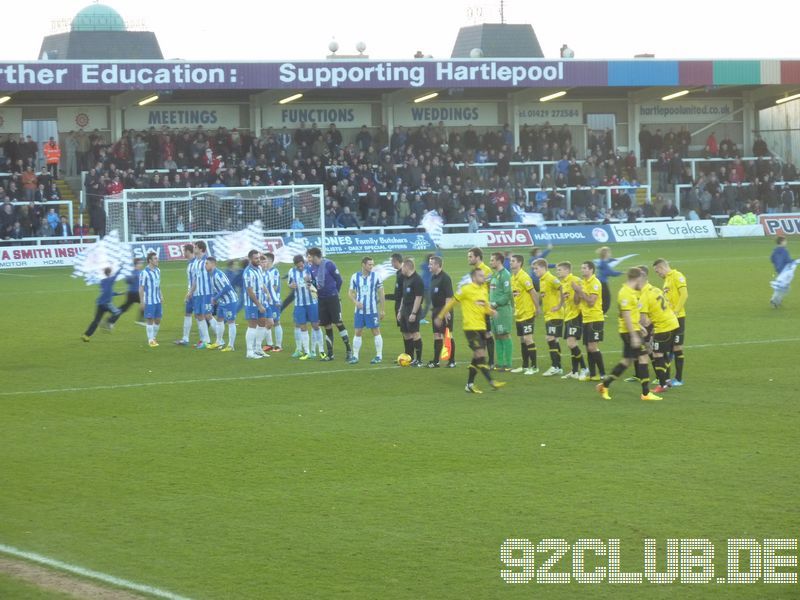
[488,252,515,372]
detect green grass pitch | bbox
[1,237,798,599]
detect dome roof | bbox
[71,4,126,32]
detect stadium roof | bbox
[451,24,544,58]
[38,3,163,60]
[38,32,163,60]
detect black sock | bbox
[570,346,582,373]
[468,359,478,384]
[548,340,561,368]
[476,356,493,382]
[527,343,537,368]
[414,338,423,361]
[336,323,351,352]
[587,351,596,376]
[434,338,443,363]
[324,327,334,355]
[404,338,413,356]
[674,351,685,381]
[449,338,456,363]
[653,356,667,386]
[486,336,495,366]
[593,351,605,377]
[603,362,627,388]
[636,362,650,395]
[520,342,529,368]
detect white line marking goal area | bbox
[0,543,192,599]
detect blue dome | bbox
[71,4,126,32]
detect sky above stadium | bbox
[2,0,798,61]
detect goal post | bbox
[105,184,326,251]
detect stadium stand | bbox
[70,122,799,239]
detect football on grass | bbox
[397,353,412,367]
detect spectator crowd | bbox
[4,121,798,240]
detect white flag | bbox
[274,239,308,265]
[771,259,800,292]
[512,204,545,226]
[608,254,639,269]
[420,210,443,247]
[213,221,266,261]
[72,229,132,285]
[373,259,397,283]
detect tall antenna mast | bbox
[499,0,505,23]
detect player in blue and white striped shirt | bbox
[186,240,213,348]
[140,251,163,347]
[243,249,268,359]
[261,252,284,352]
[347,256,385,364]
[205,257,239,351]
[257,253,278,354]
[175,244,195,346]
[287,254,322,359]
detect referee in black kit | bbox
[385,253,405,329]
[397,257,424,366]
[428,255,456,368]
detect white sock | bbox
[275,324,283,347]
[245,327,256,354]
[197,319,210,343]
[215,320,224,344]
[146,324,153,341]
[301,330,310,353]
[255,326,266,351]
[352,335,362,359]
[153,323,160,339]
[265,328,274,346]
[374,334,383,358]
[294,327,301,351]
[313,329,323,353]
[228,323,237,349]
[182,316,192,341]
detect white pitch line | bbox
[687,337,800,349]
[0,365,397,397]
[1,338,798,398]
[0,543,191,600]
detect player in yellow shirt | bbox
[436,268,506,394]
[468,247,495,368]
[556,261,587,380]
[653,258,688,387]
[638,265,679,394]
[572,261,606,381]
[532,258,564,376]
[509,254,539,375]
[596,268,662,402]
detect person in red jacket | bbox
[705,132,718,157]
[105,176,124,197]
[43,137,61,179]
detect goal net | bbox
[105,184,324,244]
